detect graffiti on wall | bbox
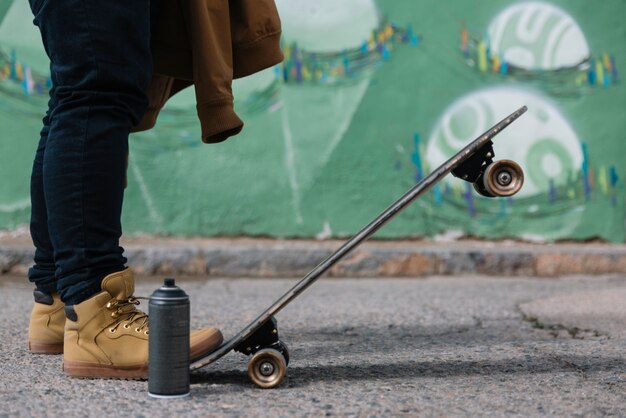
[232,0,419,224]
[460,2,619,97]
[0,0,624,241]
[393,0,623,241]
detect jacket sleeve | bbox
[183,0,244,143]
[132,0,283,143]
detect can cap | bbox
[149,278,189,301]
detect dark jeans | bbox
[27,0,154,304]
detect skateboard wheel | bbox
[247,348,286,389]
[274,342,290,366]
[482,160,524,197]
[473,177,496,198]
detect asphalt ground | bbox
[1,275,625,417]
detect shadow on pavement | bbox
[192,354,625,389]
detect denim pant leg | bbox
[27,67,59,295]
[28,0,152,305]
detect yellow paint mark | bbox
[599,166,608,194]
[477,41,488,73]
[596,59,604,85]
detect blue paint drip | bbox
[464,183,476,217]
[548,179,557,203]
[295,59,303,82]
[499,56,508,75]
[406,24,419,46]
[609,165,618,187]
[499,199,507,218]
[581,143,591,199]
[360,41,368,55]
[22,77,29,96]
[411,133,423,182]
[433,184,442,206]
[381,44,390,60]
[609,165,619,207]
[587,67,596,85]
[507,197,514,206]
[10,48,17,80]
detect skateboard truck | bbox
[234,316,280,356]
[234,316,290,388]
[451,141,524,198]
[451,141,494,183]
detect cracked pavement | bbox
[1,275,625,417]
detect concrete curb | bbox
[2,238,626,277]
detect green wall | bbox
[1,0,624,241]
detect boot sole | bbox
[62,329,222,378]
[63,361,148,379]
[29,340,63,354]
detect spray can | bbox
[148,278,190,398]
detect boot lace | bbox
[106,297,149,334]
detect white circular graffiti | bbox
[426,87,583,198]
[488,1,590,70]
[275,0,379,51]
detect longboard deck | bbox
[190,105,528,371]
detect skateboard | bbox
[190,105,528,388]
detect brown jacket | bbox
[131,0,283,143]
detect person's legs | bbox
[28,66,58,297]
[27,67,67,354]
[26,0,150,364]
[30,0,152,305]
[27,0,223,376]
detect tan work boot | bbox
[63,268,222,379]
[28,291,65,354]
